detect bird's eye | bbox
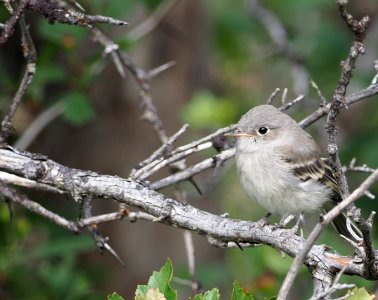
[258,126,268,135]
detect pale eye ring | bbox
[257,126,268,135]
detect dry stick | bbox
[81,195,125,266]
[277,168,378,300]
[131,124,189,176]
[0,170,64,194]
[266,88,280,104]
[0,183,79,232]
[15,101,65,150]
[0,15,36,142]
[150,148,235,190]
[0,0,28,45]
[1,147,377,281]
[310,80,328,106]
[127,0,179,40]
[134,125,236,180]
[343,158,376,174]
[325,16,369,197]
[279,95,305,111]
[77,211,156,228]
[90,28,126,78]
[278,2,371,298]
[26,0,128,27]
[299,83,378,129]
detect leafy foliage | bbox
[109,260,256,300]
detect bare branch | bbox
[310,80,328,106]
[0,15,36,142]
[0,147,376,283]
[149,148,235,190]
[0,170,64,194]
[27,0,128,27]
[0,0,28,45]
[131,124,189,175]
[325,3,370,197]
[266,87,280,104]
[127,0,179,41]
[299,83,378,128]
[15,101,65,150]
[279,94,304,111]
[0,182,79,232]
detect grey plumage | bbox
[231,104,360,241]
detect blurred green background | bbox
[0,0,377,299]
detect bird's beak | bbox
[225,130,256,138]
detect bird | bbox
[227,104,360,241]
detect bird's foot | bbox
[284,214,304,240]
[257,212,271,227]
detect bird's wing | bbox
[291,157,342,201]
[278,133,342,201]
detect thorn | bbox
[189,177,202,195]
[235,241,244,251]
[103,243,126,267]
[148,61,176,78]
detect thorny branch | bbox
[278,1,373,299]
[0,15,36,141]
[0,147,377,282]
[1,0,378,298]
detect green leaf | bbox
[193,288,220,300]
[62,92,95,125]
[135,288,166,300]
[108,292,125,300]
[231,281,254,300]
[346,287,373,300]
[135,258,177,300]
[181,90,238,129]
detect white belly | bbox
[235,150,330,216]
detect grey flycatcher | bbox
[228,104,360,241]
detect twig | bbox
[149,148,235,190]
[81,195,125,266]
[0,182,79,232]
[15,101,65,150]
[279,94,304,111]
[0,170,65,194]
[266,88,280,104]
[299,83,378,128]
[136,125,236,180]
[310,80,328,106]
[0,15,37,142]
[27,1,128,27]
[281,88,288,106]
[0,0,28,45]
[90,28,126,78]
[127,0,179,41]
[131,123,189,175]
[277,168,378,300]
[342,158,376,174]
[77,211,155,228]
[325,7,369,195]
